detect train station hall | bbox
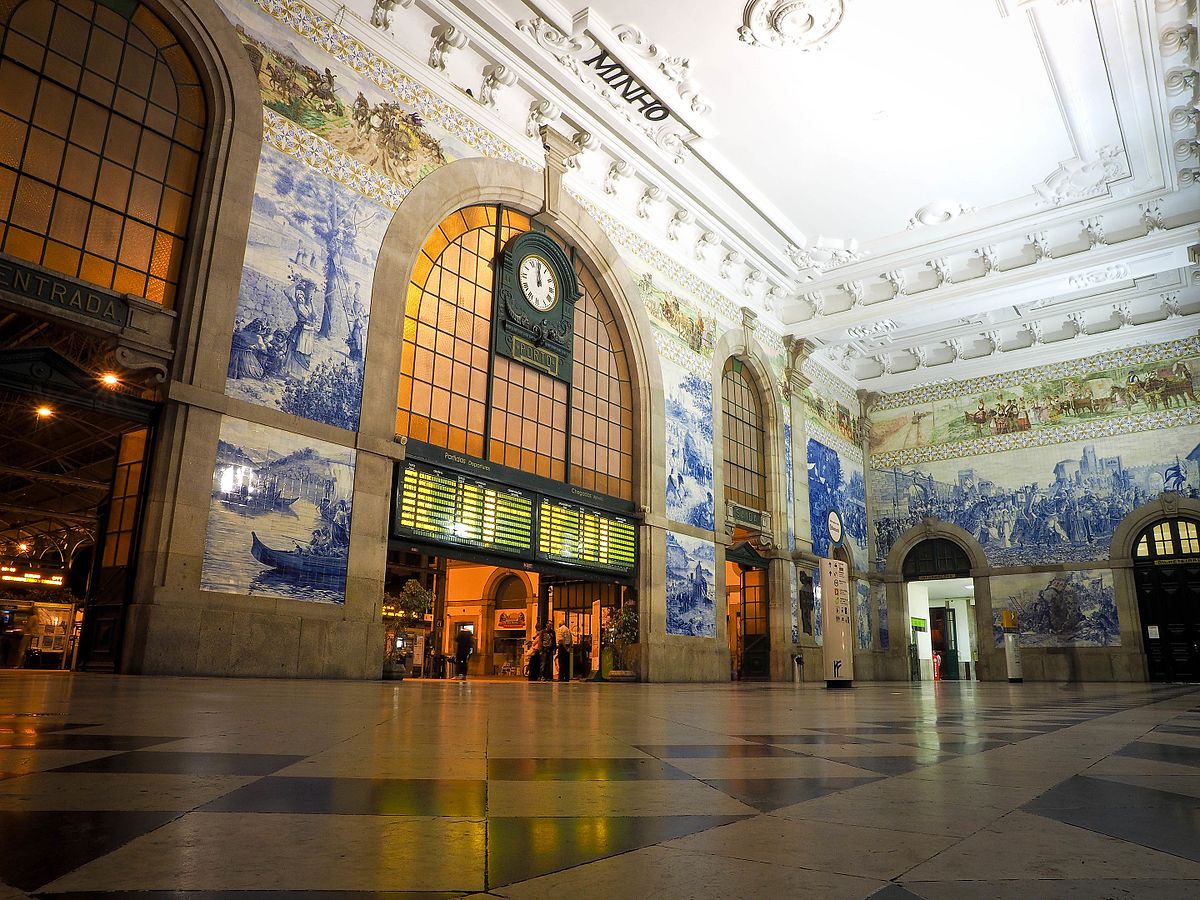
[0,0,1198,896]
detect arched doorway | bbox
[901,537,976,681]
[388,204,640,680]
[1133,517,1200,681]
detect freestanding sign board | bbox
[819,558,854,688]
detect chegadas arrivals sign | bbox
[820,558,854,686]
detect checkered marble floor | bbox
[0,674,1198,899]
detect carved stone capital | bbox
[537,126,578,224]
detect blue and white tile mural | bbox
[663,357,716,531]
[665,531,716,637]
[871,424,1200,568]
[201,417,356,604]
[225,144,392,431]
[807,439,868,570]
[876,583,889,649]
[784,421,795,550]
[812,565,823,645]
[790,564,799,645]
[989,570,1120,648]
[855,580,872,650]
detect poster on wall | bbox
[819,558,854,685]
[495,610,528,631]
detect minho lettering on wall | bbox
[580,49,670,122]
[0,258,129,327]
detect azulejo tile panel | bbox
[855,580,872,650]
[201,416,357,604]
[640,273,717,358]
[665,531,716,638]
[876,335,1200,411]
[807,438,868,572]
[872,405,1200,470]
[989,569,1120,648]
[875,582,889,650]
[226,144,391,431]
[661,348,716,532]
[223,0,528,172]
[870,423,1200,570]
[870,339,1200,460]
[784,421,795,551]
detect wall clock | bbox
[493,230,579,381]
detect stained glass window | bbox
[0,0,205,308]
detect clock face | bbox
[518,254,558,312]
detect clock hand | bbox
[537,265,542,288]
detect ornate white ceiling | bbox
[331,0,1197,392]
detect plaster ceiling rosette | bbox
[739,0,846,50]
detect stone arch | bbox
[883,518,988,576]
[881,518,998,680]
[361,157,664,517]
[710,326,790,678]
[483,568,535,603]
[1108,492,1200,680]
[133,0,264,387]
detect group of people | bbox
[523,620,576,682]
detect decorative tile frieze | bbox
[874,334,1200,410]
[253,0,533,167]
[654,330,710,377]
[872,404,1200,469]
[263,109,408,209]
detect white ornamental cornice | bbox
[784,224,1199,332]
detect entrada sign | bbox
[0,257,130,328]
[581,49,670,122]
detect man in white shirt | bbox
[556,621,573,682]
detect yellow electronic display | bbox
[395,464,533,553]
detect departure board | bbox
[537,500,637,573]
[395,464,534,554]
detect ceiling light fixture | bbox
[100,372,120,387]
[35,405,52,419]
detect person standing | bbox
[536,621,555,682]
[454,627,474,680]
[556,620,573,682]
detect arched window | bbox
[396,205,634,500]
[902,538,971,579]
[1134,518,1200,562]
[721,357,766,511]
[0,0,206,307]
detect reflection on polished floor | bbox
[1,675,1199,899]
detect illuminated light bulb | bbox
[100,372,120,387]
[35,406,52,418]
[17,543,29,552]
